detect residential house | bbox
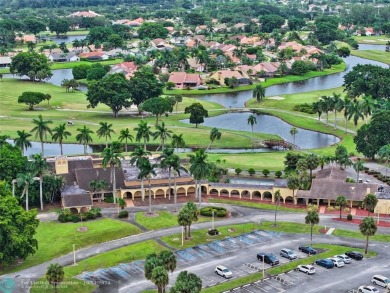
[0,56,12,68]
[188,58,206,72]
[79,52,109,60]
[15,35,36,43]
[48,52,80,62]
[209,70,251,86]
[253,62,280,77]
[151,38,173,50]
[170,36,188,46]
[108,62,138,79]
[68,10,102,17]
[168,72,202,89]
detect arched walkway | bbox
[210,188,219,196]
[263,191,272,201]
[284,196,294,204]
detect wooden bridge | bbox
[262,140,300,150]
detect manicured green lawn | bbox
[164,62,346,95]
[207,198,305,213]
[202,244,376,293]
[161,223,262,249]
[135,210,212,230]
[0,218,141,274]
[350,49,390,65]
[353,35,390,44]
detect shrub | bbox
[104,196,114,203]
[235,168,242,175]
[275,170,283,178]
[262,169,270,177]
[118,211,129,218]
[248,168,256,176]
[71,215,80,223]
[200,206,227,217]
[344,207,350,213]
[347,214,353,221]
[90,207,102,218]
[327,206,334,212]
[166,82,175,90]
[58,214,67,223]
[292,103,315,114]
[208,228,219,236]
[334,205,340,210]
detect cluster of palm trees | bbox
[312,94,378,132]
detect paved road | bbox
[3,204,390,292]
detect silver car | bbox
[280,248,297,260]
[334,254,351,264]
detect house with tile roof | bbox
[68,10,102,18]
[108,62,138,79]
[209,70,251,86]
[168,72,202,89]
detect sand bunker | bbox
[267,96,285,100]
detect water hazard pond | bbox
[181,112,340,149]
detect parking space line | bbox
[251,283,268,292]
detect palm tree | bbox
[46,263,64,293]
[320,96,333,127]
[363,193,378,216]
[312,101,323,123]
[151,266,169,293]
[75,126,93,155]
[188,149,212,207]
[177,46,189,72]
[335,195,347,219]
[118,128,134,154]
[247,114,257,148]
[16,172,35,211]
[207,128,222,150]
[273,189,281,226]
[343,96,352,133]
[359,217,377,254]
[52,123,71,156]
[30,154,48,210]
[332,93,343,130]
[171,134,185,153]
[159,148,175,201]
[135,120,153,151]
[102,142,123,205]
[361,95,375,123]
[130,146,151,201]
[171,155,187,212]
[378,144,390,176]
[97,122,115,148]
[253,84,266,103]
[289,127,298,145]
[14,130,32,156]
[31,115,53,157]
[305,210,319,246]
[153,122,173,151]
[138,158,157,213]
[347,101,364,131]
[353,160,365,183]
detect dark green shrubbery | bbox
[118,211,129,218]
[293,103,315,114]
[200,206,228,217]
[275,170,283,178]
[248,168,255,176]
[347,214,353,221]
[57,207,102,223]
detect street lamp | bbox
[181,226,184,246]
[212,210,215,230]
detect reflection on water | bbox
[181,112,339,149]
[48,35,87,44]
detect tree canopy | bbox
[138,22,169,39]
[18,92,47,110]
[10,51,52,81]
[140,97,173,124]
[184,103,208,128]
[86,73,132,117]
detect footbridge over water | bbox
[263,139,300,150]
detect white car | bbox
[358,285,380,293]
[296,265,316,275]
[215,265,232,278]
[334,254,352,264]
[328,257,345,268]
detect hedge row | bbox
[200,206,227,217]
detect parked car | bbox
[371,275,390,288]
[215,265,232,279]
[280,248,297,260]
[298,246,317,255]
[257,252,279,266]
[334,254,351,264]
[328,257,345,268]
[358,285,380,293]
[345,251,364,260]
[296,265,316,275]
[315,259,334,269]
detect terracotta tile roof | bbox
[168,72,201,84]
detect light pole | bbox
[212,210,215,230]
[262,256,265,278]
[181,226,184,246]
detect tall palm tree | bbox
[320,96,333,127]
[361,95,375,123]
[97,122,115,148]
[138,158,157,213]
[135,120,153,151]
[118,128,134,154]
[153,122,173,151]
[17,172,35,211]
[30,154,48,210]
[363,193,378,216]
[31,115,53,157]
[177,46,189,72]
[332,93,343,130]
[335,195,347,219]
[171,155,187,212]
[75,126,93,155]
[273,189,281,226]
[151,266,169,293]
[253,84,266,103]
[14,130,32,156]
[159,148,175,201]
[188,149,212,207]
[343,96,352,133]
[290,127,298,145]
[46,263,64,293]
[171,134,185,153]
[378,144,390,176]
[305,210,319,246]
[207,128,222,150]
[353,160,365,183]
[130,146,151,201]
[102,142,123,205]
[359,217,377,254]
[312,101,323,123]
[347,101,364,131]
[52,123,71,156]
[247,114,257,147]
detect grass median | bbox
[0,218,141,275]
